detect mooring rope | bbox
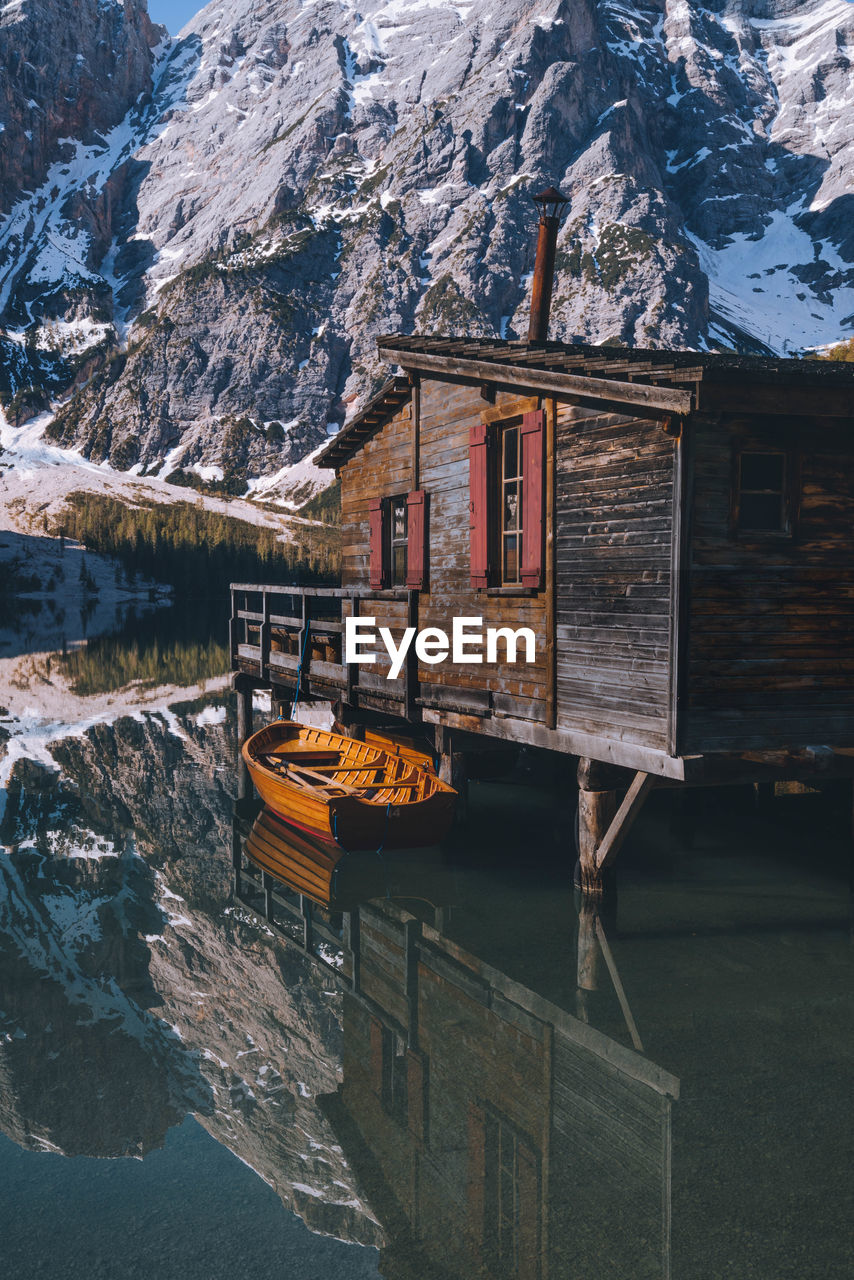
[289,621,312,719]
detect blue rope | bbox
[289,621,311,719]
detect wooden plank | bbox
[420,707,688,778]
[378,345,695,414]
[596,772,656,869]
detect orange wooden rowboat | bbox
[241,720,457,848]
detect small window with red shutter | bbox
[369,492,429,590]
[469,408,545,590]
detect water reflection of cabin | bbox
[321,898,679,1280]
[231,335,854,886]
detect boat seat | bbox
[266,747,341,765]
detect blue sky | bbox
[147,1,204,34]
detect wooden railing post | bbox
[259,588,270,680]
[345,593,359,708]
[404,588,418,723]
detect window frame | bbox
[732,445,797,540]
[469,402,545,595]
[386,493,409,588]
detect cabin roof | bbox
[317,336,854,468]
[317,375,412,468]
[378,334,854,386]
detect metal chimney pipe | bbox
[528,186,569,342]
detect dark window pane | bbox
[739,492,784,531]
[503,534,518,582]
[392,545,407,584]
[503,426,518,479]
[740,452,784,492]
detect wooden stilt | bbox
[576,757,618,896]
[575,758,654,895]
[437,727,468,824]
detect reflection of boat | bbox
[245,807,387,910]
[242,721,457,848]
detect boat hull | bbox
[241,721,456,849]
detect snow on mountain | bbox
[0,0,851,487]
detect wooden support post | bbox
[576,759,653,895]
[259,588,270,681]
[344,593,359,710]
[228,587,237,663]
[437,726,468,824]
[404,589,418,723]
[235,676,254,803]
[576,757,617,897]
[296,593,309,708]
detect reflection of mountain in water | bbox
[3,669,851,1277]
[0,699,382,1248]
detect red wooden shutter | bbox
[405,489,427,590]
[469,424,490,588]
[369,497,385,589]
[521,409,545,588]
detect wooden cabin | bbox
[230,334,854,890]
[311,337,854,780]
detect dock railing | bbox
[229,581,418,716]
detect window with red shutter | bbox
[369,497,385,589]
[469,424,490,588]
[469,407,546,591]
[405,489,427,590]
[520,409,545,588]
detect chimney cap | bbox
[533,185,569,205]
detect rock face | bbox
[0,0,161,217]
[0,0,852,480]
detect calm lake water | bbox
[1,603,851,1279]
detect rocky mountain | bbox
[0,0,852,486]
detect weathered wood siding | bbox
[555,406,675,750]
[340,398,414,592]
[682,416,854,752]
[417,381,551,720]
[338,380,552,721]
